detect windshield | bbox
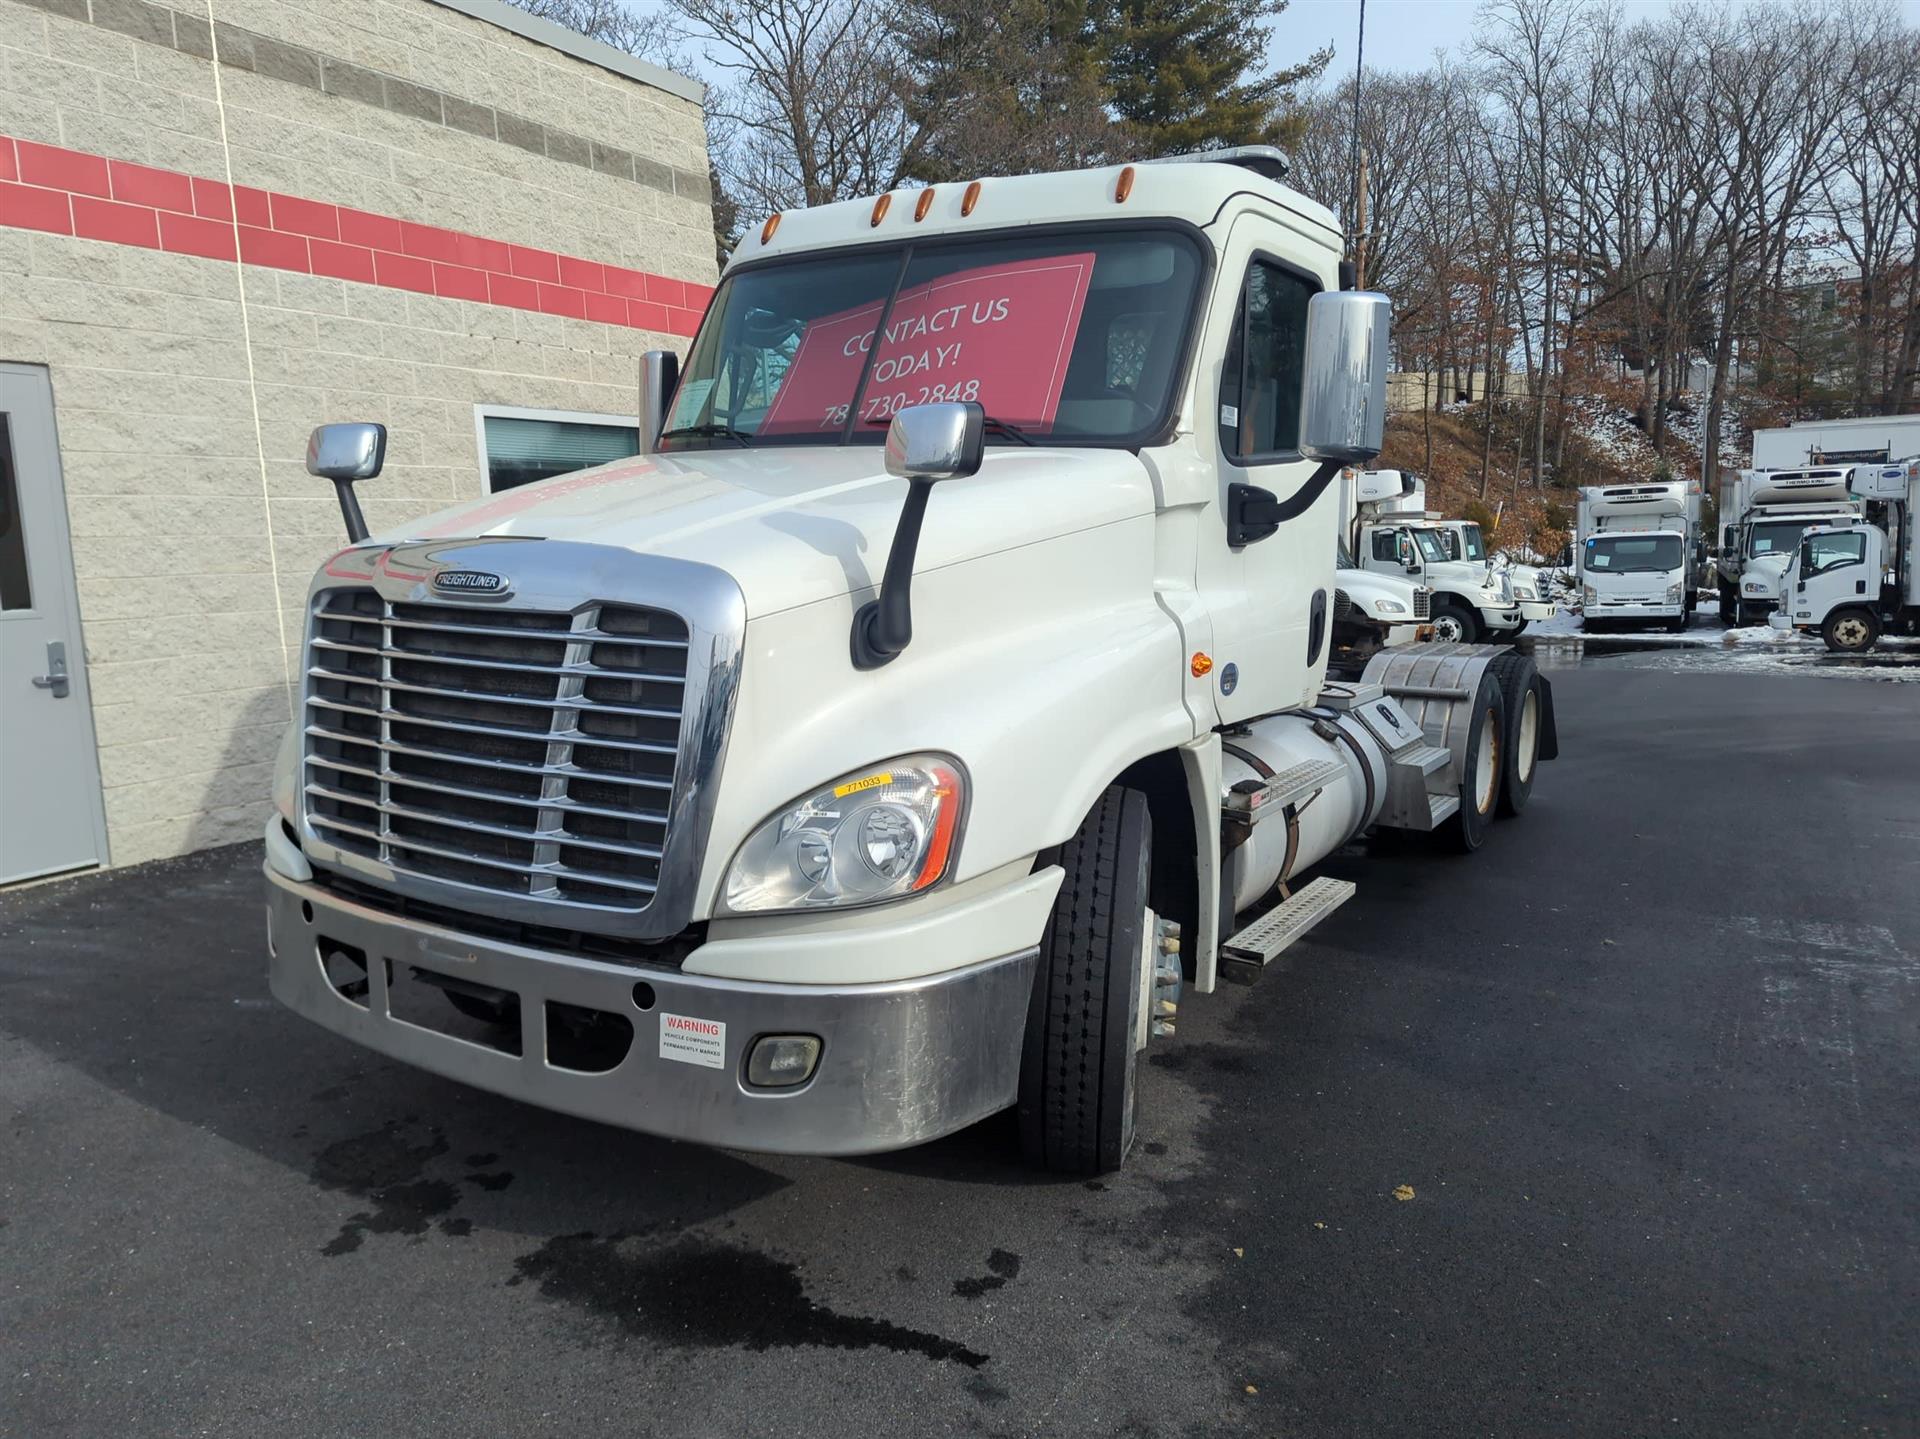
[1458,524,1486,561]
[659,227,1205,451]
[1408,529,1451,564]
[1799,529,1866,573]
[1749,520,1822,558]
[1585,534,1683,573]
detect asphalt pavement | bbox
[3,659,1917,1438]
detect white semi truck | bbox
[1575,481,1701,632]
[265,150,1560,1175]
[1713,467,1861,625]
[1339,471,1532,642]
[1773,457,1920,651]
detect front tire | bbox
[1431,601,1480,644]
[1019,786,1152,1175]
[1718,583,1736,625]
[1448,672,1507,852]
[1821,608,1880,653]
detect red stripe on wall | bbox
[0,135,711,337]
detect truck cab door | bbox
[1189,221,1335,723]
[1794,527,1874,621]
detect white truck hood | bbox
[1742,551,1792,598]
[379,445,1155,618]
[1336,567,1420,618]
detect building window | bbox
[475,406,640,492]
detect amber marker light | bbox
[914,188,935,222]
[1115,165,1136,203]
[761,213,781,244]
[910,762,965,892]
[870,192,892,226]
[1191,652,1213,678]
[962,180,982,216]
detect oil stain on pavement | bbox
[509,1233,990,1367]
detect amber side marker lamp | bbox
[761,213,781,245]
[1115,165,1135,203]
[1190,652,1213,678]
[914,188,935,222]
[962,180,982,216]
[871,192,892,226]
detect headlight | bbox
[1744,580,1765,594]
[1582,584,1597,605]
[1514,585,1536,600]
[1666,582,1684,603]
[1374,598,1407,615]
[722,755,966,914]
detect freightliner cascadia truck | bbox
[265,148,1560,1174]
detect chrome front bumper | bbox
[266,868,1038,1156]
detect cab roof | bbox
[730,157,1344,275]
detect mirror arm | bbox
[1227,460,1344,548]
[332,479,369,544]
[851,478,935,670]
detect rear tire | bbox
[1718,583,1736,625]
[1447,672,1506,852]
[1665,615,1687,633]
[1489,653,1541,818]
[1019,786,1152,1175]
[1821,608,1880,653]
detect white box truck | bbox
[1751,415,1920,470]
[1339,470,1531,642]
[1575,481,1701,632]
[1712,467,1861,625]
[265,150,1560,1174]
[1773,457,1920,651]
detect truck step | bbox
[1394,742,1452,776]
[1427,792,1460,826]
[1220,876,1357,969]
[1222,756,1348,822]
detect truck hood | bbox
[1335,567,1420,618]
[1742,551,1791,596]
[379,445,1156,618]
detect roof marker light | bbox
[962,180,981,216]
[870,192,892,227]
[1115,165,1135,203]
[914,188,935,222]
[761,213,781,244]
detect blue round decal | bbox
[1219,662,1239,696]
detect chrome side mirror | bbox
[1298,291,1390,465]
[884,401,985,482]
[306,422,385,543]
[637,349,679,454]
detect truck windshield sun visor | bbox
[657,227,1206,452]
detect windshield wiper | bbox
[660,422,752,446]
[865,414,1036,446]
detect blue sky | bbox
[1273,0,1920,77]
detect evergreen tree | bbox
[1102,0,1330,154]
[896,0,1121,182]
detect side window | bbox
[1217,260,1315,462]
[1371,530,1397,563]
[1806,531,1866,571]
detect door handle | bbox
[30,639,70,699]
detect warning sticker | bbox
[832,772,892,798]
[659,1012,727,1069]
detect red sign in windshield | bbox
[759,253,1096,435]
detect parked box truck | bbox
[1575,481,1702,632]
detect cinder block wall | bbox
[0,0,716,867]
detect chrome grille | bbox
[1413,587,1432,620]
[303,590,689,910]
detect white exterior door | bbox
[0,364,107,884]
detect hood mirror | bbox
[307,423,385,543]
[884,401,985,482]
